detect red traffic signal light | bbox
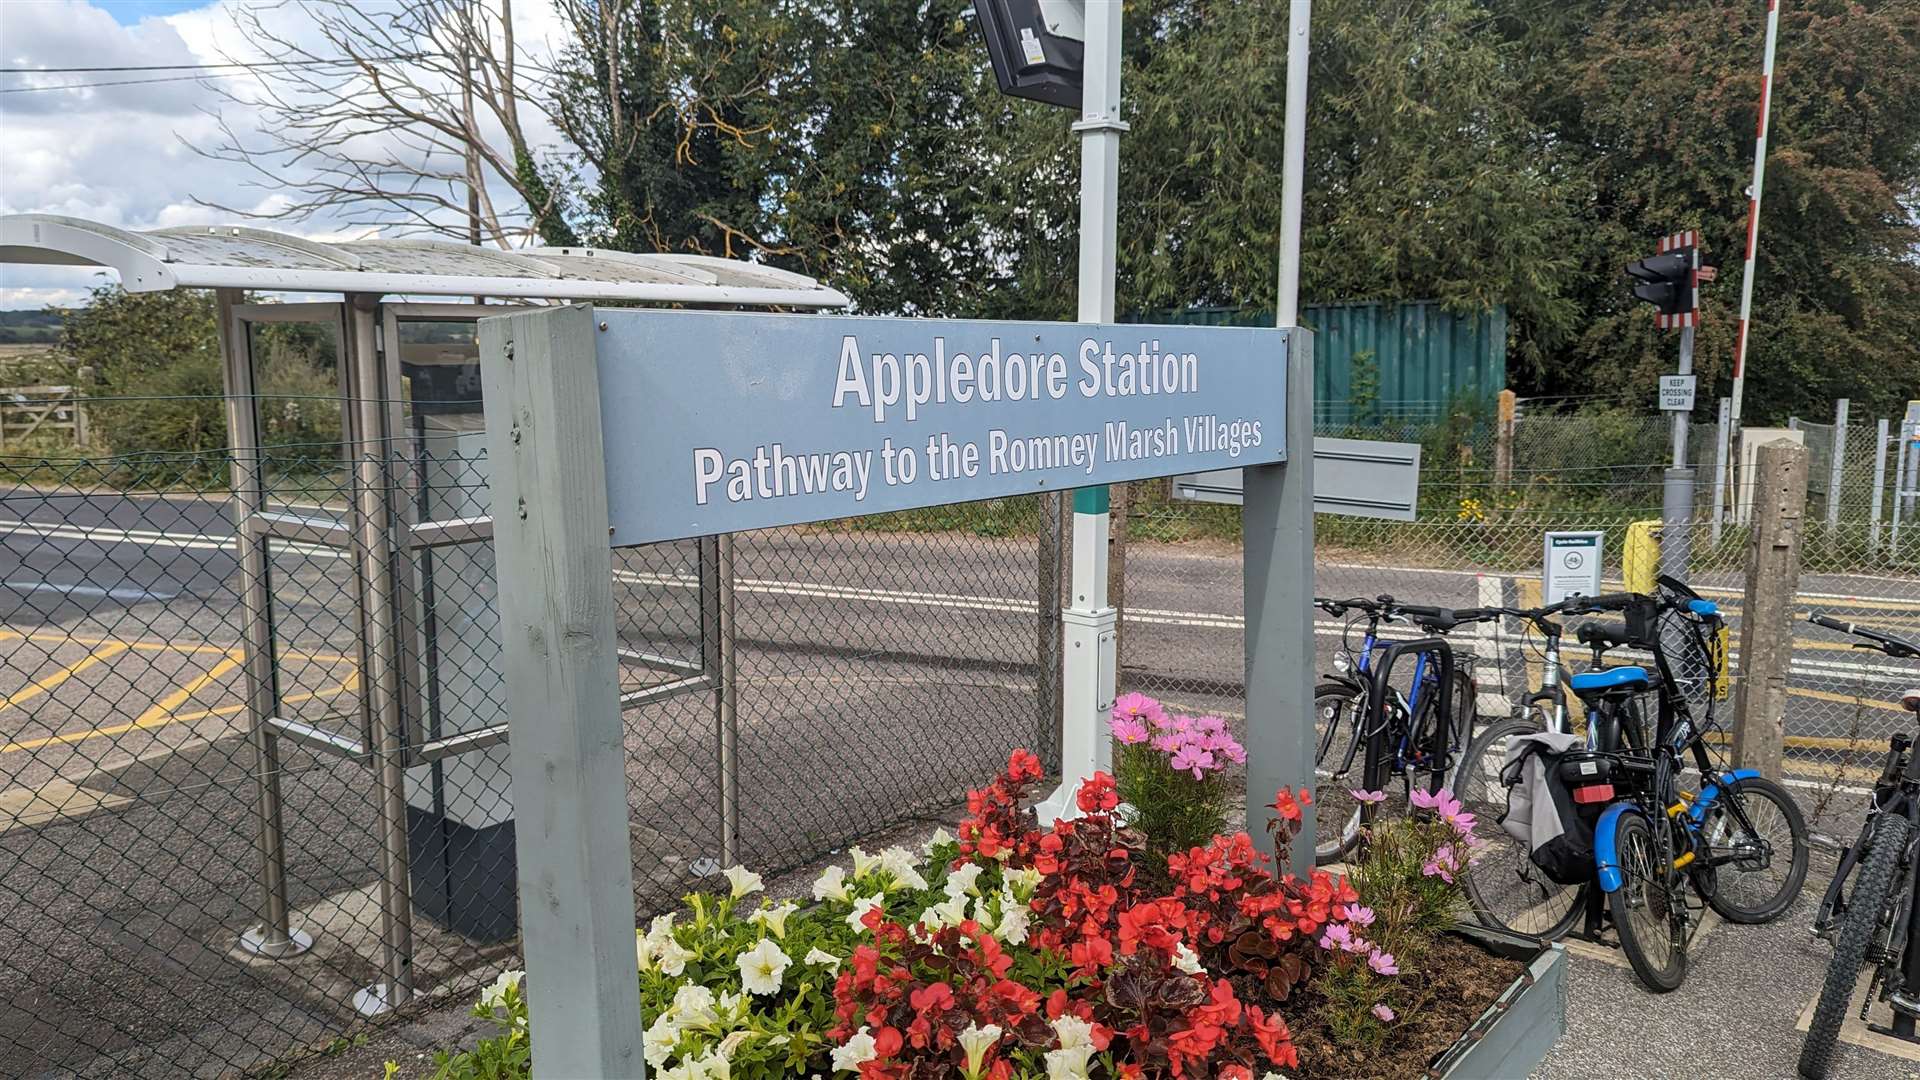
[1625,230,1702,328]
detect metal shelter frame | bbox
[0,212,846,1015]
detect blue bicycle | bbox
[1567,578,1809,991]
[1313,595,1479,864]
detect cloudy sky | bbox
[0,0,568,309]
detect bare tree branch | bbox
[188,0,565,246]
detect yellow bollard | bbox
[1624,519,1662,595]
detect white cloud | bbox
[0,0,575,310]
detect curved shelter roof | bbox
[0,214,849,308]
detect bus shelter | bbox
[0,212,848,1013]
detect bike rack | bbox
[1357,636,1459,829]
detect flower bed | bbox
[423,697,1548,1079]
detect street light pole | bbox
[1039,0,1127,822]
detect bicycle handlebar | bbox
[1808,612,1920,659]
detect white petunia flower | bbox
[992,885,1030,945]
[722,865,764,899]
[1172,942,1204,975]
[670,983,718,1027]
[644,1013,681,1069]
[747,901,799,940]
[878,846,929,892]
[1051,1013,1097,1052]
[655,936,694,978]
[716,1029,752,1060]
[922,827,955,854]
[944,862,985,899]
[846,893,885,933]
[1044,1045,1094,1080]
[1005,866,1044,899]
[717,989,743,1014]
[813,864,850,903]
[831,1026,878,1072]
[849,846,881,879]
[803,946,842,973]
[957,1022,1003,1078]
[478,968,523,1010]
[919,893,970,931]
[737,937,792,996]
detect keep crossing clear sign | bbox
[591,310,1289,545]
[1659,375,1697,412]
[1543,530,1604,605]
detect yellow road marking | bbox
[0,628,354,665]
[1784,686,1909,714]
[0,671,359,755]
[1,653,244,754]
[0,642,129,713]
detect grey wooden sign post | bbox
[479,304,1314,1077]
[480,307,645,1077]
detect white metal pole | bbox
[1277,0,1312,330]
[1729,0,1782,438]
[1871,417,1889,553]
[1038,0,1126,823]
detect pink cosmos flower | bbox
[1350,789,1389,805]
[1372,1003,1396,1022]
[1345,904,1376,928]
[1221,740,1247,765]
[1169,745,1215,779]
[1113,692,1166,729]
[1422,844,1458,884]
[1150,733,1181,754]
[1342,933,1371,955]
[1318,924,1353,952]
[1111,715,1151,744]
[1409,788,1442,811]
[1368,950,1399,976]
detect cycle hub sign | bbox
[596,310,1289,544]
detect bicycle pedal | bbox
[1891,989,1920,1018]
[1865,1021,1920,1044]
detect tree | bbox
[1496,0,1920,420]
[196,0,575,246]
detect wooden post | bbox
[1731,439,1808,778]
[1494,389,1516,490]
[480,305,645,1079]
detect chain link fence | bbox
[1,394,1057,1077]
[3,385,1912,1076]
[1119,406,1920,845]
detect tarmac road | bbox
[1,486,1916,1076]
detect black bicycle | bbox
[1800,615,1920,1079]
[1312,595,1480,864]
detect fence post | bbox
[1827,399,1849,527]
[480,305,645,1079]
[1732,439,1807,779]
[1711,397,1731,546]
[1493,388,1515,490]
[1037,492,1063,763]
[1871,418,1890,553]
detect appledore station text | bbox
[590,311,1288,545]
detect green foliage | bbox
[1114,741,1234,885]
[0,309,62,344]
[61,283,218,390]
[527,0,1917,422]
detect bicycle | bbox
[1312,595,1480,864]
[1576,579,1807,991]
[1454,578,1808,987]
[1798,615,1920,1079]
[1452,595,1593,937]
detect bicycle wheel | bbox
[1313,683,1365,864]
[1800,812,1910,1079]
[1455,716,1585,938]
[1609,809,1687,992]
[1698,775,1809,924]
